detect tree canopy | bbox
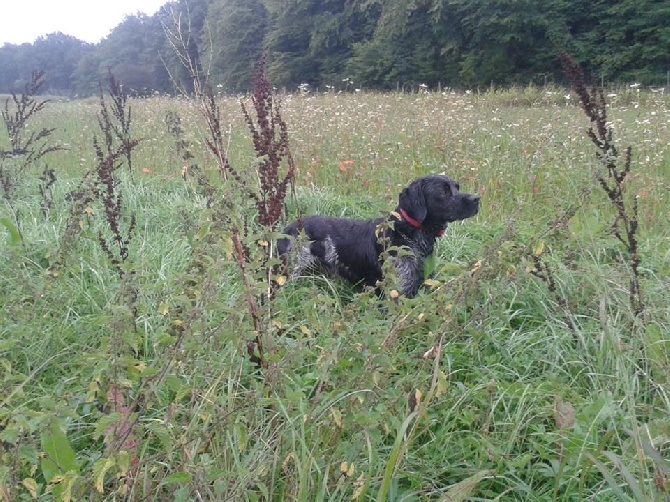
[1,0,668,96]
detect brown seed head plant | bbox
[164,6,295,372]
[241,54,296,229]
[560,52,644,318]
[1,70,64,238]
[51,73,145,498]
[92,75,140,278]
[95,72,137,175]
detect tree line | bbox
[1,0,668,97]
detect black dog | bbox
[278,175,479,298]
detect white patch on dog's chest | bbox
[324,236,340,265]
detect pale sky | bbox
[1,0,169,45]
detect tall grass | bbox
[1,84,669,500]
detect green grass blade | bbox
[602,451,647,501]
[0,217,21,244]
[377,412,417,502]
[586,452,634,501]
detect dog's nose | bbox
[468,194,480,202]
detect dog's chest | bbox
[387,231,436,261]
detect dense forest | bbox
[1,0,669,96]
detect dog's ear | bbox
[398,179,427,223]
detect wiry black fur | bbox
[278,175,480,298]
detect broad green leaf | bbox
[40,422,79,482]
[93,412,121,440]
[146,422,174,450]
[162,472,193,485]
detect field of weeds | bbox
[1,78,669,501]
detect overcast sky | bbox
[1,0,168,45]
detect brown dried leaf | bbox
[554,396,576,430]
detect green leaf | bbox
[602,451,646,501]
[146,422,173,450]
[174,486,191,502]
[162,471,193,485]
[423,253,436,279]
[377,413,416,502]
[0,217,21,245]
[627,429,670,475]
[40,421,79,482]
[165,374,187,399]
[643,324,668,369]
[586,453,631,501]
[93,412,121,440]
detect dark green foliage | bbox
[591,0,670,84]
[0,0,669,94]
[348,1,456,89]
[0,34,92,96]
[263,0,377,89]
[447,0,554,86]
[205,0,268,93]
[31,34,93,95]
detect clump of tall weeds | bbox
[57,76,140,278]
[95,73,137,175]
[560,53,644,317]
[165,110,218,207]
[91,76,140,279]
[516,55,647,327]
[53,75,160,499]
[240,54,296,229]
[230,57,296,369]
[0,70,64,239]
[165,9,295,371]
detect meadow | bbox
[1,83,669,501]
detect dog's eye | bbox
[445,183,459,195]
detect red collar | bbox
[398,208,445,237]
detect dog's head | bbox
[397,175,479,233]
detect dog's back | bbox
[278,216,383,286]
